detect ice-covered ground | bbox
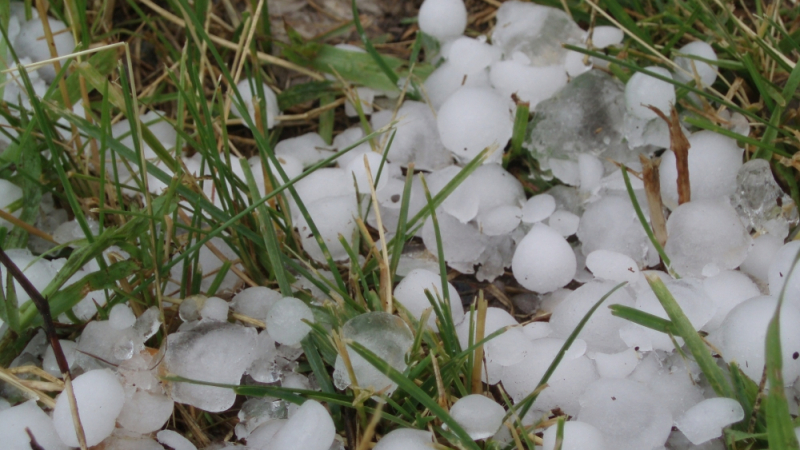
[1,0,799,449]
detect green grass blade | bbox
[351,0,398,88]
[609,304,680,335]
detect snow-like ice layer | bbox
[624,66,675,120]
[674,398,743,445]
[53,369,125,447]
[275,132,332,168]
[117,388,174,434]
[549,280,635,353]
[449,394,505,439]
[437,87,513,162]
[231,78,280,130]
[720,296,800,383]
[374,429,434,450]
[333,312,414,394]
[578,378,672,450]
[674,41,718,88]
[231,286,282,320]
[418,0,467,41]
[264,400,335,450]
[541,421,607,450]
[265,297,314,345]
[110,303,137,329]
[13,17,75,83]
[394,268,464,331]
[489,60,567,108]
[512,223,576,293]
[660,131,743,209]
[664,199,751,278]
[164,322,258,412]
[0,400,68,450]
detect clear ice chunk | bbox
[731,159,798,239]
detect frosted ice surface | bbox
[109,303,136,330]
[664,199,751,278]
[741,233,783,282]
[296,195,359,263]
[625,66,675,120]
[246,420,286,449]
[333,312,413,394]
[592,26,624,48]
[492,2,584,66]
[674,41,718,88]
[489,60,567,107]
[373,429,434,450]
[578,153,605,193]
[702,270,760,332]
[423,61,491,110]
[542,421,608,450]
[675,398,743,445]
[345,152,390,193]
[199,297,229,322]
[437,87,513,162]
[443,163,525,223]
[512,224,576,293]
[449,394,505,440]
[275,132,332,168]
[521,194,556,223]
[578,378,672,450]
[236,397,288,438]
[53,369,125,447]
[731,159,797,238]
[640,354,705,419]
[289,168,356,221]
[769,241,800,308]
[43,340,77,377]
[549,280,635,353]
[449,37,502,74]
[590,348,639,379]
[394,268,464,332]
[77,319,142,366]
[585,250,640,284]
[456,307,530,368]
[231,78,280,130]
[720,296,800,382]
[265,297,314,346]
[660,131,744,209]
[370,101,452,170]
[157,430,197,450]
[117,388,174,434]
[265,400,335,450]
[635,278,715,351]
[165,322,258,412]
[478,205,522,236]
[523,321,553,340]
[524,71,629,166]
[418,0,467,40]
[501,337,597,415]
[421,211,488,272]
[577,195,655,266]
[0,249,56,306]
[13,17,75,83]
[231,286,282,320]
[0,400,68,450]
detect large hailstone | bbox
[52,369,125,447]
[417,0,467,41]
[541,421,608,450]
[437,87,514,162]
[624,66,676,120]
[512,223,576,293]
[393,268,464,331]
[265,400,335,450]
[449,394,506,440]
[674,41,718,88]
[265,297,315,345]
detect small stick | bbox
[471,291,488,394]
[648,105,691,205]
[639,154,668,247]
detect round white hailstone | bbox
[590,348,640,379]
[289,168,355,217]
[513,224,577,293]
[448,37,502,74]
[423,61,491,109]
[449,394,505,440]
[53,369,125,447]
[117,389,174,434]
[478,205,522,236]
[585,250,640,284]
[231,78,280,130]
[664,199,751,278]
[275,132,331,168]
[501,338,597,415]
[374,429,434,450]
[0,179,23,229]
[659,131,743,209]
[576,195,653,266]
[443,163,525,223]
[157,430,198,450]
[199,296,230,322]
[768,241,800,308]
[296,195,359,263]
[522,194,556,223]
[489,60,568,108]
[542,421,608,450]
[265,400,335,450]
[437,87,513,162]
[720,296,800,382]
[674,41,718,88]
[578,378,672,450]
[0,400,68,450]
[702,270,761,332]
[547,210,580,237]
[231,286,282,320]
[591,26,624,48]
[109,303,136,330]
[13,18,75,83]
[635,279,715,351]
[578,153,604,193]
[345,152,390,193]
[418,0,467,41]
[455,307,531,367]
[674,398,743,445]
[549,280,635,353]
[624,66,676,120]
[266,297,314,346]
[371,101,453,171]
[522,321,553,341]
[393,269,464,332]
[742,233,783,282]
[246,420,286,449]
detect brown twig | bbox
[639,154,668,246]
[648,105,691,205]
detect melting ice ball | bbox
[624,66,676,120]
[266,297,314,346]
[418,0,467,41]
[393,268,464,331]
[53,369,125,447]
[0,400,68,450]
[333,312,414,395]
[374,429,434,450]
[674,41,718,88]
[512,224,576,293]
[437,87,514,162]
[265,400,335,450]
[449,394,505,440]
[674,398,743,445]
[541,421,608,450]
